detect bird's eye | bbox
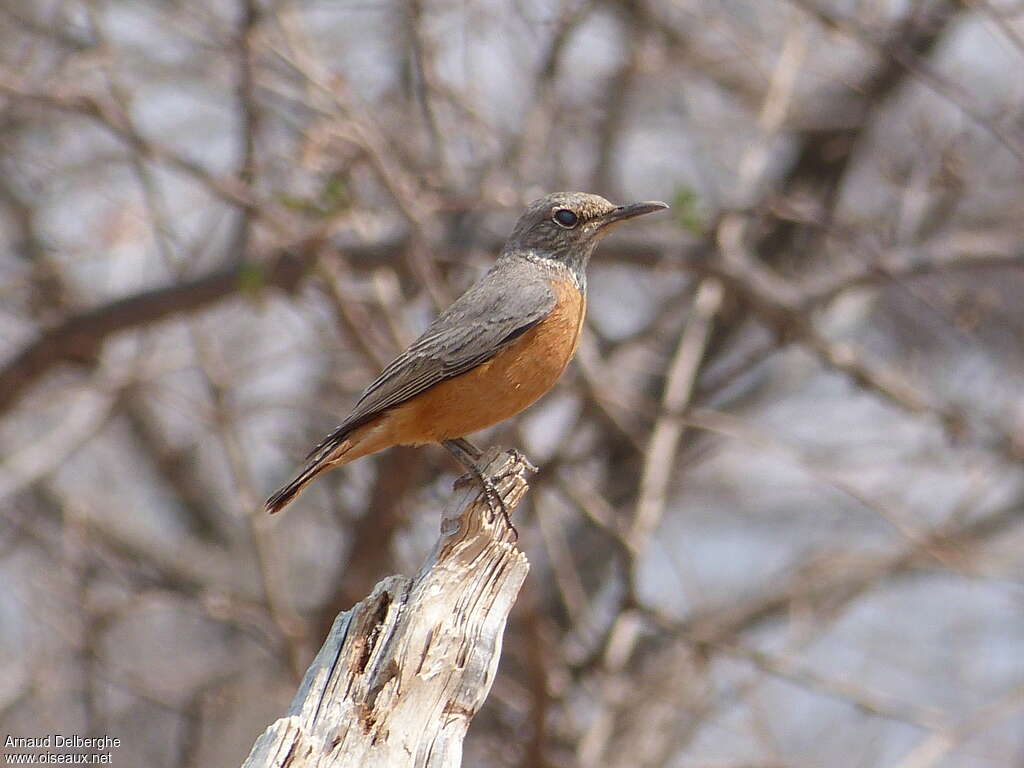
[553,209,579,228]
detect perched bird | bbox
[266,192,668,515]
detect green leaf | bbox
[277,175,351,219]
[238,261,266,299]
[672,186,706,235]
[319,174,350,212]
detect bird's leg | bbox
[442,438,518,538]
[445,436,483,462]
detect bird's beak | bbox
[597,200,670,230]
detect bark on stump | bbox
[242,449,531,768]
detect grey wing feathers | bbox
[305,266,555,458]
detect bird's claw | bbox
[480,479,518,541]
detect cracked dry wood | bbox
[242,449,531,768]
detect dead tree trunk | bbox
[241,449,532,768]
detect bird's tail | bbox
[265,428,352,514]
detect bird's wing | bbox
[308,266,556,456]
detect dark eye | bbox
[553,209,579,228]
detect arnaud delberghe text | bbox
[5,735,121,750]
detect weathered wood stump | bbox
[242,449,531,768]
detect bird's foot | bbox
[507,447,538,475]
[480,475,518,540]
[443,438,524,540]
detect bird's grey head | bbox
[502,192,668,285]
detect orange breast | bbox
[373,278,586,446]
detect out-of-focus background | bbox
[1,0,1023,766]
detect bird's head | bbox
[502,192,668,283]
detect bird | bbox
[266,192,668,516]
